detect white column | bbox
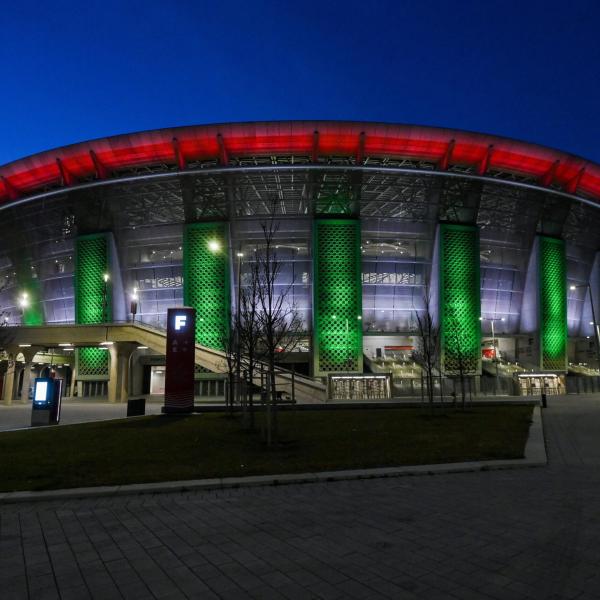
[108,345,118,403]
[20,348,38,404]
[2,349,17,405]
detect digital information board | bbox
[163,307,196,413]
[31,377,62,426]
[34,380,49,403]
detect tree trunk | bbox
[228,372,235,416]
[269,359,278,445]
[265,374,272,446]
[247,362,255,430]
[427,369,434,416]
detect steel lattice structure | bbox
[2,121,600,376]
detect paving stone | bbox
[59,585,92,600]
[4,397,600,599]
[247,585,288,599]
[88,583,123,599]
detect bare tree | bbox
[445,307,476,410]
[412,285,440,415]
[238,261,261,430]
[219,317,239,417]
[254,217,303,445]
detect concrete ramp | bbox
[117,325,326,402]
[7,323,327,403]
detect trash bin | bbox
[127,397,146,416]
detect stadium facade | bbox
[1,120,600,403]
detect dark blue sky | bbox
[2,0,599,165]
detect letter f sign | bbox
[174,314,187,330]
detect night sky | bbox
[2,0,599,165]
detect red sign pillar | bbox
[163,307,196,413]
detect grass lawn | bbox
[0,405,534,492]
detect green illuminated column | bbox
[75,233,112,323]
[313,218,362,376]
[183,222,230,349]
[439,223,481,375]
[538,236,567,371]
[75,233,111,380]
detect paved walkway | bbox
[0,394,534,433]
[0,401,164,432]
[1,396,600,599]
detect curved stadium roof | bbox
[1,120,600,206]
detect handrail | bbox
[5,321,326,391]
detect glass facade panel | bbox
[479,233,529,335]
[0,165,597,378]
[361,218,430,333]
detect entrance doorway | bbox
[517,374,564,396]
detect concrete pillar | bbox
[108,345,119,403]
[69,366,78,398]
[20,365,32,403]
[107,343,136,403]
[118,344,136,402]
[20,348,38,404]
[118,354,129,403]
[2,349,17,405]
[14,366,24,402]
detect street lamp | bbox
[18,292,29,309]
[570,283,600,371]
[235,251,243,405]
[18,292,29,324]
[102,273,110,323]
[208,240,221,253]
[480,316,506,393]
[130,288,139,323]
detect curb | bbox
[0,406,546,505]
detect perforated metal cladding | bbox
[77,347,110,379]
[183,222,230,349]
[75,233,111,378]
[75,234,111,324]
[313,219,362,375]
[439,224,481,375]
[539,236,567,371]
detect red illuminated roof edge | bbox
[1,120,600,205]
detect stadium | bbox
[1,120,600,404]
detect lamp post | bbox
[130,288,138,323]
[18,292,29,324]
[236,251,243,405]
[570,283,600,371]
[102,273,110,323]
[480,316,505,394]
